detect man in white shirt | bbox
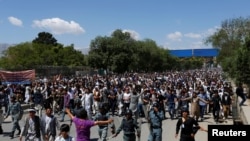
[81,87,93,119]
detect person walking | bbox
[148,102,164,141]
[142,88,151,122]
[4,96,22,139]
[129,89,142,121]
[20,108,42,141]
[40,107,60,141]
[81,87,93,120]
[197,88,210,121]
[64,107,113,141]
[165,89,178,120]
[122,87,131,114]
[33,87,44,118]
[93,103,114,141]
[236,83,247,106]
[92,86,101,115]
[108,86,117,116]
[113,109,140,141]
[175,109,207,141]
[221,89,232,121]
[181,92,208,122]
[210,90,222,123]
[60,88,70,122]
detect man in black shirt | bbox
[175,109,207,141]
[236,83,247,106]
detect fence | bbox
[34,66,97,78]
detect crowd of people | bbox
[0,68,241,141]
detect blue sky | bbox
[0,0,249,54]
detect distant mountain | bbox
[0,43,12,56]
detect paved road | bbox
[0,110,233,141]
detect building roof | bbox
[170,48,219,57]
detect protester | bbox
[210,90,222,123]
[181,91,208,122]
[81,87,93,120]
[5,96,22,139]
[60,88,70,122]
[175,109,207,141]
[20,108,42,141]
[41,107,60,141]
[65,107,113,141]
[93,103,115,141]
[236,83,247,106]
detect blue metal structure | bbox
[169,48,219,57]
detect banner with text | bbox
[0,69,35,84]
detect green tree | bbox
[32,32,58,46]
[205,17,250,57]
[88,29,136,73]
[205,17,250,64]
[0,32,85,70]
[88,29,178,73]
[235,40,250,84]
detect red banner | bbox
[0,69,35,84]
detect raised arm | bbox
[65,108,74,120]
[94,118,113,126]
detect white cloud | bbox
[167,31,182,41]
[203,26,219,37]
[8,16,23,27]
[184,33,201,39]
[32,18,85,35]
[191,41,203,49]
[122,29,140,40]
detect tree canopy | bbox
[0,32,85,70]
[0,30,204,73]
[205,16,250,85]
[88,29,180,73]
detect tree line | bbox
[0,30,203,73]
[2,14,250,86]
[205,16,250,85]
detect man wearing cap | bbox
[20,107,42,141]
[5,96,22,139]
[148,102,164,141]
[113,109,140,141]
[93,103,114,141]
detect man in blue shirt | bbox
[198,88,209,122]
[148,102,164,141]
